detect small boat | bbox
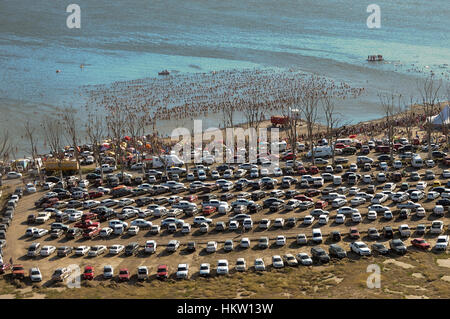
[158,70,170,75]
[367,55,383,62]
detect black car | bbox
[55,213,70,223]
[251,191,266,201]
[383,226,394,238]
[399,209,410,219]
[415,224,426,235]
[217,164,234,173]
[432,151,447,159]
[321,187,334,196]
[57,246,73,257]
[311,247,330,263]
[66,227,82,239]
[14,187,23,198]
[248,203,262,214]
[86,173,101,180]
[390,239,407,255]
[67,200,82,208]
[125,242,139,256]
[436,198,450,206]
[250,180,262,190]
[371,243,389,255]
[281,180,292,188]
[220,193,235,201]
[377,155,391,162]
[186,241,196,252]
[329,244,347,259]
[285,190,300,199]
[342,147,357,155]
[215,222,226,232]
[46,176,61,183]
[136,197,152,207]
[331,231,341,242]
[263,197,280,208]
[27,214,36,224]
[285,217,297,227]
[200,194,217,202]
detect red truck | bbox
[74,219,100,229]
[12,264,25,279]
[82,212,98,221]
[83,226,101,239]
[83,266,95,280]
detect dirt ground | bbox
[0,147,449,299]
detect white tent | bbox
[428,105,450,126]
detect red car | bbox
[83,226,101,238]
[335,143,347,149]
[157,265,169,280]
[309,166,319,174]
[83,266,94,280]
[89,191,104,199]
[183,195,198,202]
[315,200,328,209]
[349,227,360,239]
[298,166,307,175]
[294,195,313,202]
[282,153,295,161]
[202,206,216,216]
[306,189,320,197]
[11,264,25,279]
[74,219,100,229]
[411,238,430,250]
[118,268,130,281]
[82,212,98,221]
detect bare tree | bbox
[0,130,12,177]
[417,74,442,159]
[105,103,128,182]
[86,112,106,179]
[23,121,42,181]
[41,116,64,179]
[378,93,402,162]
[321,94,349,166]
[61,107,83,180]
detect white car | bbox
[32,228,49,238]
[35,212,51,223]
[312,228,323,243]
[384,211,394,220]
[335,214,345,224]
[338,207,358,216]
[69,212,83,222]
[434,235,449,251]
[100,227,113,238]
[7,171,22,179]
[118,198,135,207]
[254,258,266,271]
[25,183,37,194]
[144,240,157,254]
[427,191,440,200]
[127,225,140,235]
[349,187,361,195]
[199,263,211,277]
[430,221,444,234]
[240,237,251,248]
[40,245,56,256]
[272,167,283,177]
[274,218,285,228]
[87,245,107,257]
[367,210,377,220]
[318,214,329,225]
[442,170,450,178]
[216,259,229,275]
[332,198,347,208]
[83,200,100,209]
[259,219,270,229]
[416,182,427,190]
[350,197,366,206]
[137,266,149,280]
[297,253,313,266]
[176,264,189,279]
[75,246,91,256]
[235,258,247,272]
[350,242,371,256]
[103,265,114,279]
[303,215,315,225]
[109,244,125,255]
[131,219,152,228]
[425,160,435,167]
[371,193,388,204]
[351,212,362,223]
[206,241,218,253]
[272,255,284,268]
[30,267,42,282]
[275,235,286,246]
[393,161,402,169]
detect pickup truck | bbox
[52,267,71,281]
[74,220,100,229]
[83,226,101,239]
[12,264,25,279]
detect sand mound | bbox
[383,259,414,269]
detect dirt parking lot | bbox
[2,151,449,290]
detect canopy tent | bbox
[428,105,450,127]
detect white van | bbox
[145,240,157,254]
[307,146,333,158]
[271,141,287,153]
[411,156,423,168]
[336,138,354,145]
